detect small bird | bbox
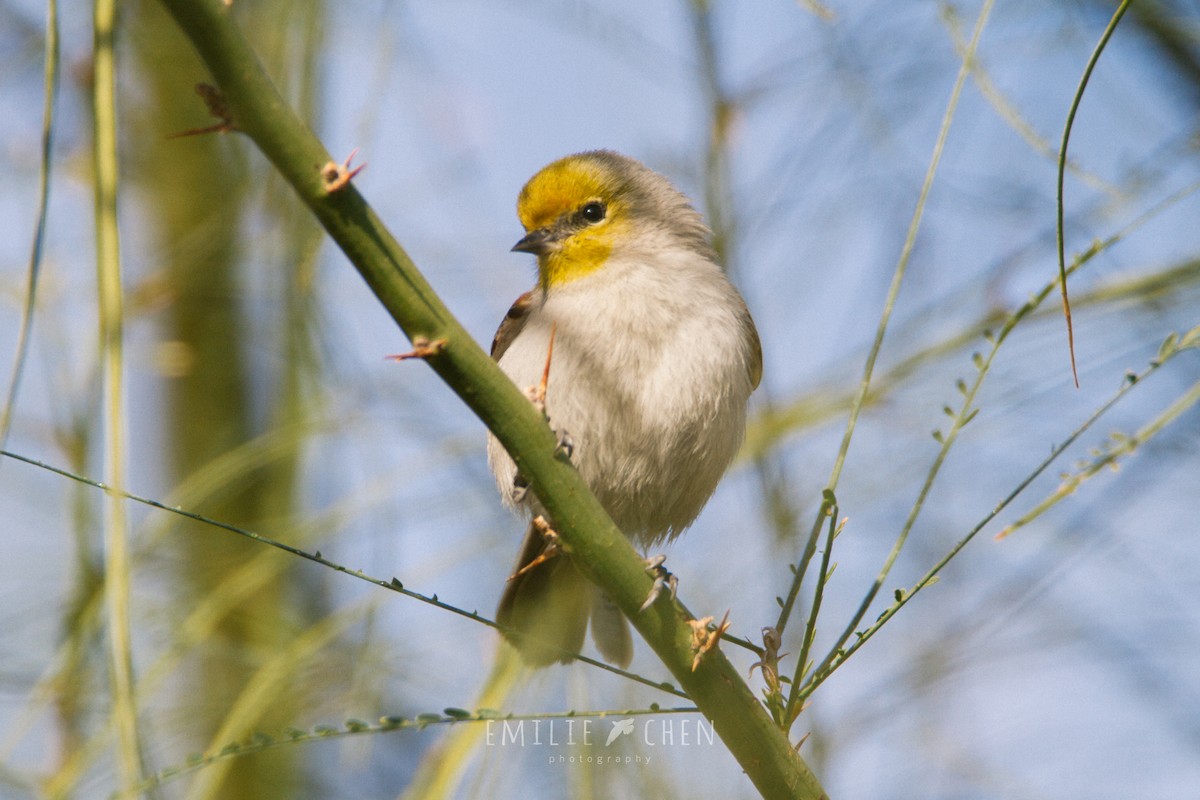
[488,150,762,668]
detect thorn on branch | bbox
[689,610,731,672]
[167,83,236,139]
[321,147,366,193]
[386,336,447,362]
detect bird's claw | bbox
[554,430,574,461]
[639,555,678,612]
[507,516,560,581]
[511,473,529,504]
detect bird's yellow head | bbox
[512,150,713,291]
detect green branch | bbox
[130,706,702,798]
[152,2,826,797]
[93,0,141,792]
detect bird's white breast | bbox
[488,247,756,544]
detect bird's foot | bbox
[639,554,678,612]
[507,516,561,581]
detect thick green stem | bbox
[153,2,826,797]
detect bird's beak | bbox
[511,227,559,256]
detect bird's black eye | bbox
[580,201,606,224]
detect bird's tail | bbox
[497,522,632,668]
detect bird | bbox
[487,150,762,668]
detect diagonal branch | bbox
[151,2,827,797]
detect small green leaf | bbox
[1158,332,1179,361]
[443,707,471,719]
[932,429,945,443]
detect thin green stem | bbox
[129,705,703,798]
[93,0,140,792]
[799,355,1186,700]
[794,199,1172,696]
[0,448,691,701]
[999,370,1200,539]
[786,498,837,721]
[0,0,58,451]
[774,0,995,642]
[1057,0,1132,387]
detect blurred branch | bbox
[772,0,996,666]
[688,0,812,563]
[941,4,1121,199]
[0,448,694,701]
[138,3,828,795]
[134,705,704,797]
[0,0,57,450]
[92,0,141,793]
[1121,0,1200,101]
[798,332,1199,700]
[745,184,1200,459]
[184,605,365,800]
[781,176,1200,696]
[997,329,1200,539]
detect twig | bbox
[798,347,1191,700]
[0,448,691,700]
[1056,0,1133,388]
